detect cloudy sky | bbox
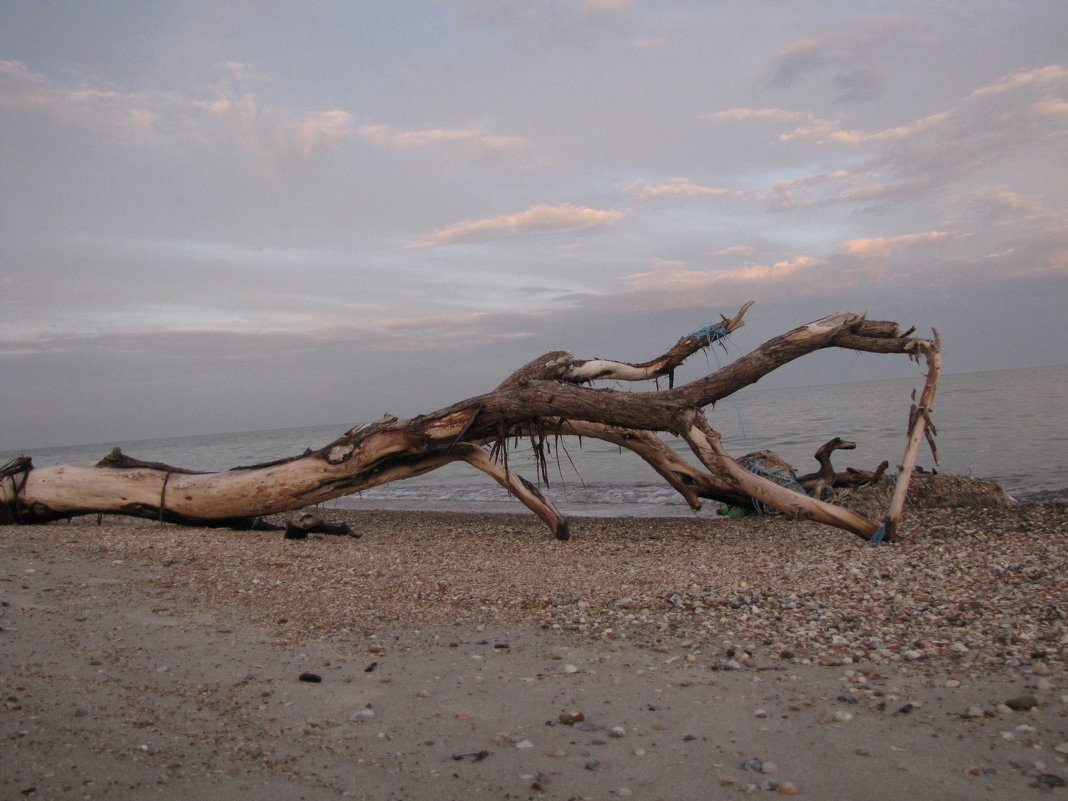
[2,0,1066,449]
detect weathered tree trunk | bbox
[0,304,940,542]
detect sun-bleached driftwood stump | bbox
[0,303,940,542]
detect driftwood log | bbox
[0,304,940,542]
[796,437,889,498]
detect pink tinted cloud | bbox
[295,110,354,155]
[374,312,492,330]
[774,64,1067,172]
[778,111,950,145]
[751,64,1068,213]
[703,107,811,124]
[2,59,355,157]
[1,59,161,139]
[839,231,953,259]
[369,311,534,351]
[968,189,1062,227]
[618,256,820,310]
[358,123,531,155]
[413,203,625,247]
[449,0,633,29]
[711,245,756,257]
[968,64,1068,98]
[627,177,733,199]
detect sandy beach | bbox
[2,503,1066,800]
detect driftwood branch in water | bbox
[796,438,889,498]
[0,303,940,542]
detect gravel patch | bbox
[14,502,1065,677]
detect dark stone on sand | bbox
[1035,773,1066,788]
[298,672,322,683]
[1005,695,1038,711]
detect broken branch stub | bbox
[882,332,943,541]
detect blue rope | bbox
[888,474,917,507]
[869,525,887,545]
[739,455,808,514]
[704,333,748,440]
[688,322,730,346]
[692,319,749,441]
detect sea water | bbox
[4,363,1065,518]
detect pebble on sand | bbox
[1005,695,1039,711]
[1035,774,1067,789]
